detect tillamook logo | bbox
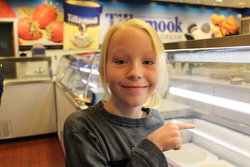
[66,14,99,26]
[146,17,182,32]
[105,13,182,33]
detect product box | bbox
[63,1,103,50]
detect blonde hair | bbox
[98,18,169,109]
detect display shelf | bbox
[158,99,192,112]
[56,81,88,110]
[170,75,250,90]
[4,78,52,85]
[158,99,193,119]
[195,109,250,136]
[167,46,250,63]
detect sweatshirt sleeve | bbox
[64,117,109,167]
[128,139,168,167]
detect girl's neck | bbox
[104,98,147,119]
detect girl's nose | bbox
[126,63,144,80]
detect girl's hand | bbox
[147,122,195,151]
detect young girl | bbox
[63,18,195,167]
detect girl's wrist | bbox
[146,136,164,152]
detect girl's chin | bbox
[124,100,147,108]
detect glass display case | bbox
[54,40,250,164]
[56,51,103,107]
[160,46,250,167]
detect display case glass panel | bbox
[56,51,103,106]
[161,46,250,167]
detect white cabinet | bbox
[0,57,56,139]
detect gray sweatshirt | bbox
[63,101,168,167]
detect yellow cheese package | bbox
[63,0,102,50]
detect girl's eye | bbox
[143,60,154,65]
[114,60,127,64]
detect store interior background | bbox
[1,0,250,144]
[1,0,250,149]
[10,0,250,75]
[1,0,250,167]
[1,0,250,75]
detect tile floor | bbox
[0,134,65,167]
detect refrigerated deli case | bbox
[160,45,250,167]
[55,51,104,149]
[54,39,250,164]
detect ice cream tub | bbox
[63,0,102,50]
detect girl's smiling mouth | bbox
[120,84,149,91]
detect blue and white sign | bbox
[99,2,240,43]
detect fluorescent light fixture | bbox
[79,67,99,75]
[169,87,250,114]
[189,128,250,158]
[80,67,91,73]
[81,79,97,88]
[81,79,87,84]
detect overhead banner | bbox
[2,0,241,49]
[99,2,241,43]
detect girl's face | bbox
[106,26,158,108]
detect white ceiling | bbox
[154,0,250,8]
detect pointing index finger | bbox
[175,122,196,130]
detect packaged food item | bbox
[209,73,230,80]
[63,0,102,50]
[228,74,244,85]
